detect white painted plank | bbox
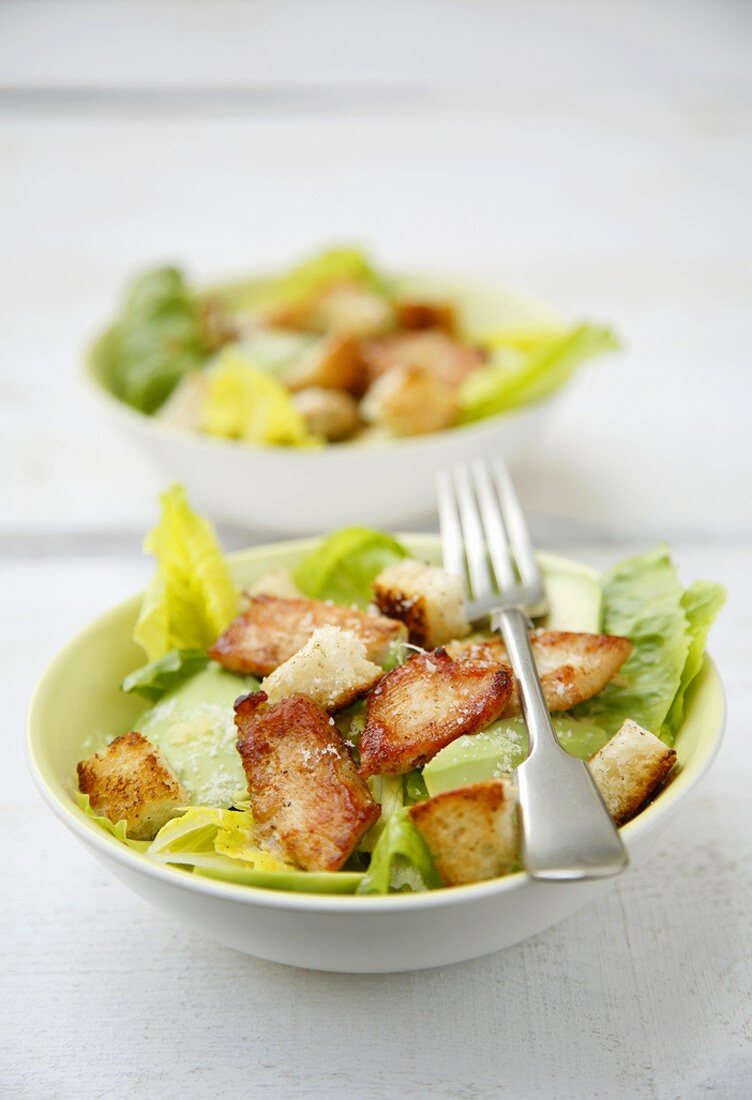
[2,0,751,105]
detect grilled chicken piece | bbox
[394,299,457,335]
[589,719,677,825]
[77,732,187,841]
[360,331,486,388]
[235,692,379,871]
[445,630,632,717]
[409,779,518,886]
[210,595,405,677]
[359,649,512,777]
[284,334,365,394]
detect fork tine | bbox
[492,459,543,594]
[436,469,466,580]
[471,459,517,592]
[453,463,494,600]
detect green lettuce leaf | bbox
[574,546,690,742]
[459,323,619,421]
[247,246,383,311]
[110,267,210,413]
[294,527,409,609]
[133,484,239,661]
[75,791,151,852]
[121,648,209,701]
[201,348,320,447]
[663,580,726,739]
[357,810,442,894]
[148,805,364,894]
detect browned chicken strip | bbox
[210,595,405,676]
[235,692,380,871]
[359,649,512,777]
[445,630,632,717]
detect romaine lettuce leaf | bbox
[663,580,726,740]
[201,348,320,447]
[294,527,409,609]
[133,484,238,661]
[574,546,690,742]
[110,267,210,413]
[459,323,619,421]
[75,791,151,852]
[357,810,441,894]
[149,805,364,893]
[121,648,209,701]
[246,246,383,312]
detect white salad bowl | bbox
[84,274,568,533]
[28,536,725,973]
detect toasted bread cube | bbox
[589,719,677,825]
[372,560,470,648]
[210,595,405,676]
[409,779,518,886]
[262,625,384,711]
[361,364,458,436]
[361,331,486,388]
[77,732,187,841]
[446,630,632,717]
[284,334,365,394]
[246,570,302,599]
[235,692,379,870]
[359,649,512,777]
[291,386,360,441]
[395,299,456,335]
[155,372,208,431]
[268,282,394,338]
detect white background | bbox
[2,2,750,1097]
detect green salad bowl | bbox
[28,536,725,972]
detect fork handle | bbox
[494,607,629,881]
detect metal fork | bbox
[437,458,628,880]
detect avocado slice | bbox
[539,554,602,633]
[137,664,257,806]
[423,717,609,797]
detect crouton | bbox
[359,649,512,777]
[268,282,394,337]
[262,625,384,711]
[372,560,470,648]
[77,731,187,841]
[394,299,457,335]
[246,570,302,600]
[155,372,209,432]
[360,331,486,387]
[446,630,632,716]
[235,692,379,870]
[291,386,360,441]
[360,364,458,436]
[409,780,518,886]
[210,595,405,676]
[284,334,365,394]
[589,719,677,825]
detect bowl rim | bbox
[81,267,568,461]
[27,536,726,915]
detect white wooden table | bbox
[2,3,750,1097]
